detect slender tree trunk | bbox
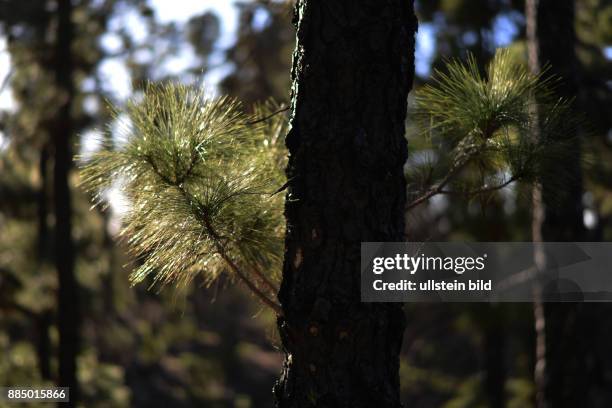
[53,0,79,405]
[525,3,548,403]
[274,1,417,406]
[526,1,585,407]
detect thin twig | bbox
[270,179,291,196]
[219,251,282,315]
[248,262,280,294]
[0,68,13,93]
[199,205,282,315]
[438,175,519,197]
[245,105,290,126]
[406,158,470,210]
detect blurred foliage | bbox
[219,1,294,105]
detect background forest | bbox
[0,0,611,407]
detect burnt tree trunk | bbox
[274,1,417,407]
[53,0,79,405]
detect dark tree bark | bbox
[274,1,417,407]
[53,0,79,405]
[526,1,590,407]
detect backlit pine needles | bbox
[407,48,579,209]
[78,82,287,314]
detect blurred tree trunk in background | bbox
[526,1,591,407]
[274,1,417,406]
[532,4,584,243]
[36,73,53,384]
[52,0,79,405]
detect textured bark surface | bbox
[274,1,417,407]
[53,0,79,406]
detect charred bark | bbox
[274,1,417,407]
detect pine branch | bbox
[247,262,280,294]
[406,156,471,210]
[146,146,282,314]
[196,195,280,313]
[78,82,287,314]
[407,48,578,212]
[438,174,519,197]
[218,251,282,315]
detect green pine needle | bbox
[78,82,287,301]
[408,48,580,204]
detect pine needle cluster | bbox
[407,48,579,208]
[78,83,287,312]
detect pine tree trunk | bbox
[274,1,417,406]
[526,1,586,407]
[53,0,79,405]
